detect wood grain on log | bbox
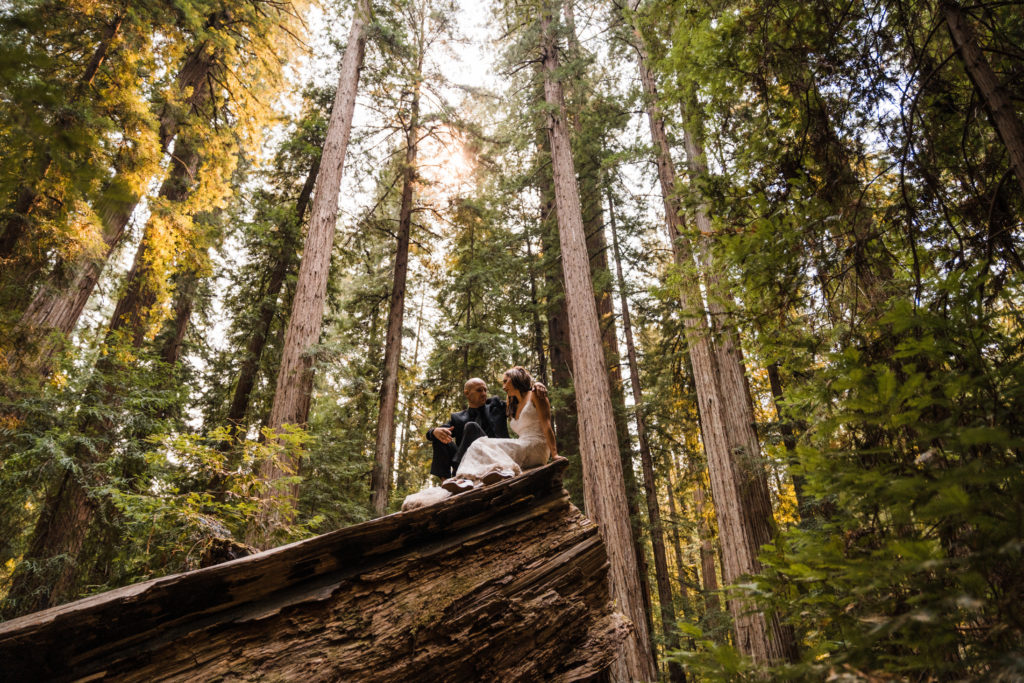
[0,459,630,682]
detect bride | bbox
[442,366,558,493]
[402,366,557,511]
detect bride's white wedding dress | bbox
[455,394,550,483]
[401,395,550,512]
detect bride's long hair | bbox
[504,366,534,418]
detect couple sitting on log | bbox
[402,367,559,511]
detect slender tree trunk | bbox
[226,158,319,429]
[396,294,426,495]
[663,463,693,618]
[254,0,372,546]
[526,237,547,384]
[608,189,685,681]
[371,61,420,517]
[766,362,811,516]
[159,266,200,365]
[540,9,656,680]
[693,483,720,612]
[941,1,1024,197]
[626,9,796,662]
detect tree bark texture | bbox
[371,71,419,517]
[609,188,685,681]
[541,10,656,680]
[627,13,796,662]
[1,460,631,682]
[693,483,720,611]
[583,186,655,658]
[256,0,372,545]
[578,171,654,659]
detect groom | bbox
[426,376,546,479]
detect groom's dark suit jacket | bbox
[426,396,510,479]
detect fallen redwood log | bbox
[0,458,632,681]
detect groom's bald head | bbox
[464,378,487,408]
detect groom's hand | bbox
[432,426,454,444]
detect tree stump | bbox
[0,458,632,681]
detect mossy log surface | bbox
[0,458,631,681]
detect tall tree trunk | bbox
[608,189,685,681]
[582,177,655,657]
[226,158,319,430]
[159,265,200,365]
[941,1,1024,197]
[766,362,812,516]
[371,62,420,517]
[396,293,426,495]
[663,463,693,618]
[253,0,372,547]
[540,9,656,680]
[626,9,796,662]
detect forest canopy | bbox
[1,0,1023,679]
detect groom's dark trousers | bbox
[426,396,510,479]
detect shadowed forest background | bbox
[1,0,1023,679]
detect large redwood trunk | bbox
[627,9,796,662]
[254,0,371,546]
[608,189,685,681]
[370,55,420,516]
[540,8,656,680]
[537,143,579,468]
[577,156,655,654]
